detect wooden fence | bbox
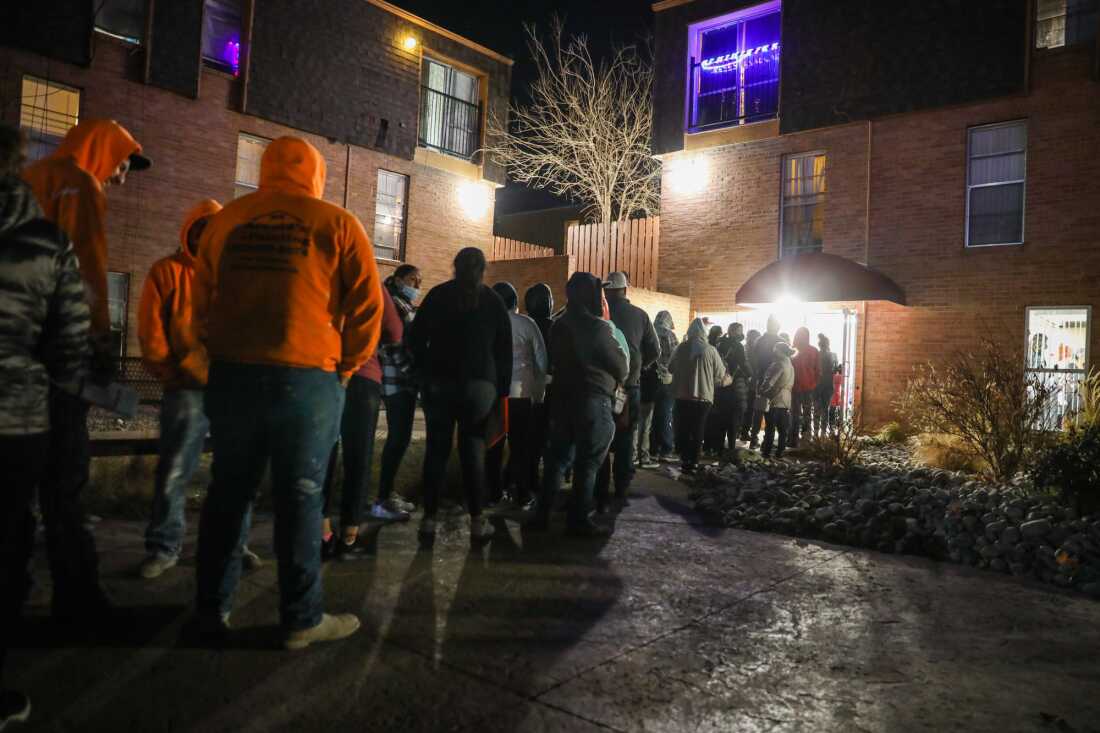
[489,236,555,261]
[566,217,660,290]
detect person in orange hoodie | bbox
[191,137,383,650]
[22,118,150,620]
[137,199,263,580]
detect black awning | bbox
[735,252,906,305]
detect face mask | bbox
[399,285,420,302]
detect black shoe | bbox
[0,690,31,730]
[321,533,339,562]
[566,521,612,538]
[523,516,550,532]
[335,539,371,562]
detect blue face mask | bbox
[399,285,420,303]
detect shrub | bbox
[910,433,987,475]
[1073,368,1100,430]
[789,411,865,468]
[876,421,910,444]
[896,337,1056,482]
[1030,424,1100,516]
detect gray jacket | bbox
[761,354,795,410]
[0,177,90,435]
[669,319,727,404]
[507,311,548,402]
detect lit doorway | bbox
[698,304,859,418]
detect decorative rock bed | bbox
[690,445,1100,598]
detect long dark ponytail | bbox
[453,247,486,312]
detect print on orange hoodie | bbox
[23,119,143,345]
[192,137,384,378]
[138,199,222,390]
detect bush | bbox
[910,433,987,475]
[1030,424,1100,516]
[876,421,910,444]
[788,411,865,468]
[896,337,1056,482]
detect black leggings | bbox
[674,399,711,467]
[378,389,417,502]
[486,397,535,503]
[322,375,381,527]
[422,379,497,518]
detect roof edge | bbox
[364,0,514,66]
[652,0,698,12]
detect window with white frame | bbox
[780,151,827,257]
[1026,307,1091,430]
[1036,0,1098,49]
[418,58,481,159]
[107,271,130,357]
[687,0,781,132]
[234,133,269,198]
[966,121,1027,247]
[373,170,409,262]
[19,75,80,162]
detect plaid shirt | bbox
[381,278,417,396]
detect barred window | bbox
[20,76,80,162]
[374,170,409,262]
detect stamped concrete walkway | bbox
[11,471,1100,732]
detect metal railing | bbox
[1030,368,1086,431]
[418,86,481,160]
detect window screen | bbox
[374,170,409,262]
[780,152,827,257]
[234,133,269,198]
[966,121,1027,247]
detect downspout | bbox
[860,119,872,419]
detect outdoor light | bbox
[776,293,801,305]
[402,36,418,51]
[665,156,709,196]
[457,181,490,219]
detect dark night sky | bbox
[390,0,656,213]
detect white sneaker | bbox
[283,613,361,651]
[370,502,410,522]
[140,554,178,579]
[242,547,264,572]
[388,496,416,513]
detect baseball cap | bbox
[604,271,629,290]
[129,152,152,171]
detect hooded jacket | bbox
[669,318,727,404]
[138,199,221,390]
[791,327,821,393]
[606,294,659,387]
[523,283,554,350]
[761,343,796,410]
[192,137,384,378]
[548,273,628,402]
[0,177,90,435]
[23,119,143,344]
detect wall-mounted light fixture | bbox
[402,36,418,52]
[457,181,491,220]
[664,156,709,196]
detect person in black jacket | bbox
[724,323,751,455]
[405,247,511,544]
[523,283,555,498]
[597,272,658,502]
[748,315,781,449]
[0,124,91,731]
[527,273,628,536]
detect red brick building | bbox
[652,0,1100,425]
[1,0,512,356]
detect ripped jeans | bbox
[197,362,344,631]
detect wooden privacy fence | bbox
[566,217,660,290]
[489,236,555,261]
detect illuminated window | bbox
[780,152,826,257]
[1026,307,1092,430]
[19,76,80,162]
[1036,0,1098,49]
[94,0,146,44]
[687,1,780,132]
[107,271,130,357]
[202,0,243,76]
[966,121,1026,247]
[374,170,409,262]
[234,133,269,198]
[419,58,481,159]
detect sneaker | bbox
[639,459,659,469]
[0,690,31,731]
[283,613,361,651]
[242,547,264,572]
[370,502,410,522]
[389,496,416,513]
[470,515,495,542]
[139,554,178,579]
[657,453,678,463]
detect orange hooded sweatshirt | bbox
[23,119,143,343]
[192,137,383,378]
[138,199,222,390]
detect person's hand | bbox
[340,374,352,388]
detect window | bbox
[107,272,130,357]
[374,170,409,262]
[780,152,827,257]
[966,121,1027,247]
[687,1,781,132]
[418,58,481,159]
[1027,307,1091,430]
[234,133,269,198]
[1036,0,1098,49]
[202,0,244,75]
[20,76,80,162]
[94,0,146,44]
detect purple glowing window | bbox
[688,1,781,131]
[201,0,243,76]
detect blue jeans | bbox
[538,394,615,526]
[145,390,210,559]
[651,382,675,456]
[596,385,640,498]
[197,362,344,630]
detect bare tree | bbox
[484,19,660,227]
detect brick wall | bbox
[484,255,571,316]
[625,287,692,339]
[658,47,1100,426]
[1,38,496,355]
